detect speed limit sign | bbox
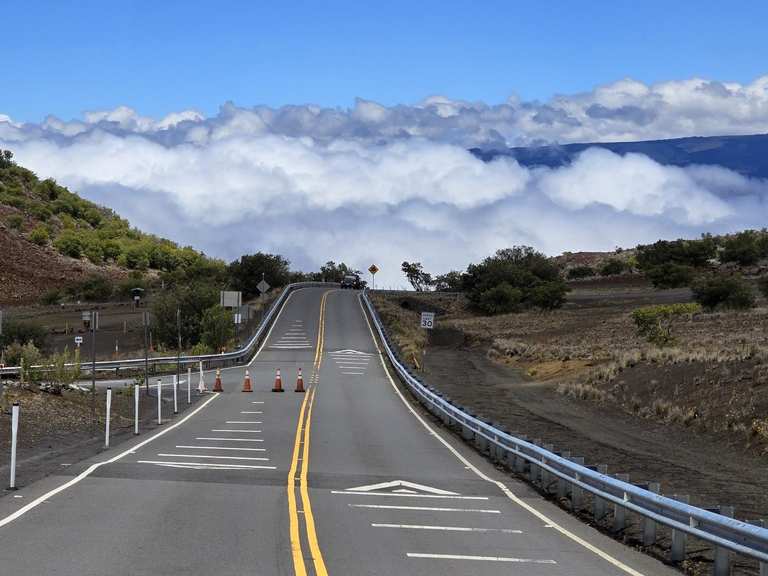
[420,312,435,330]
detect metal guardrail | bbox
[362,291,768,575]
[0,282,335,377]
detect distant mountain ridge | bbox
[471,133,768,179]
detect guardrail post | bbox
[643,482,660,546]
[529,440,542,485]
[613,473,630,533]
[593,464,608,521]
[461,418,473,441]
[714,505,733,576]
[542,444,554,491]
[515,436,528,474]
[670,494,689,563]
[571,457,584,511]
[557,451,570,500]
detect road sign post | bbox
[420,312,435,330]
[368,264,379,290]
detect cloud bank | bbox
[2,76,768,285]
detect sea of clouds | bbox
[1,76,768,286]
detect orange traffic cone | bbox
[295,368,305,393]
[242,369,253,392]
[272,368,284,392]
[213,368,223,392]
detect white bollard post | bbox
[173,374,178,414]
[105,387,112,448]
[187,367,192,404]
[157,378,162,425]
[9,402,19,489]
[134,384,139,435]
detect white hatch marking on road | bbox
[349,504,500,513]
[347,480,458,494]
[407,553,556,564]
[176,445,266,451]
[240,411,263,414]
[251,401,265,404]
[341,372,365,375]
[211,429,261,433]
[372,524,522,534]
[270,345,313,349]
[332,491,487,500]
[138,460,276,470]
[196,437,263,442]
[157,453,270,461]
[225,421,263,424]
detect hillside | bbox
[0,150,207,304]
[471,132,768,179]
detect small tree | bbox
[600,259,627,276]
[29,224,50,246]
[645,263,695,289]
[43,347,81,394]
[633,303,701,347]
[567,265,594,280]
[401,261,432,291]
[758,276,768,300]
[476,283,523,315]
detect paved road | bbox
[0,287,676,575]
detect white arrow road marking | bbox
[157,453,269,461]
[346,480,458,495]
[407,553,556,564]
[331,491,487,500]
[372,524,523,534]
[349,504,499,513]
[137,460,276,470]
[196,437,264,442]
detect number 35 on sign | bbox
[420,312,435,330]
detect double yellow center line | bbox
[288,291,330,576]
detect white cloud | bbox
[1,76,768,284]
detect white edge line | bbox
[248,289,296,366]
[357,295,649,576]
[0,393,221,528]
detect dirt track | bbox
[421,330,768,521]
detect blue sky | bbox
[2,0,768,122]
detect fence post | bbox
[643,482,660,546]
[173,374,178,415]
[134,384,139,435]
[714,505,733,576]
[187,367,191,404]
[593,464,608,521]
[670,494,690,563]
[104,387,112,448]
[9,402,19,489]
[157,378,162,425]
[614,473,630,533]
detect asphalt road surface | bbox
[0,287,677,575]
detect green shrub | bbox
[636,236,717,270]
[529,281,570,310]
[29,224,50,246]
[600,259,627,276]
[0,319,47,349]
[692,273,756,310]
[200,306,235,351]
[476,283,523,315]
[83,239,104,264]
[7,213,24,230]
[759,277,768,300]
[41,289,64,305]
[721,230,762,266]
[69,275,114,302]
[54,229,85,258]
[632,303,701,346]
[645,263,695,289]
[567,265,595,279]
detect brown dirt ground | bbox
[0,385,203,494]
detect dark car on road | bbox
[340,274,362,289]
